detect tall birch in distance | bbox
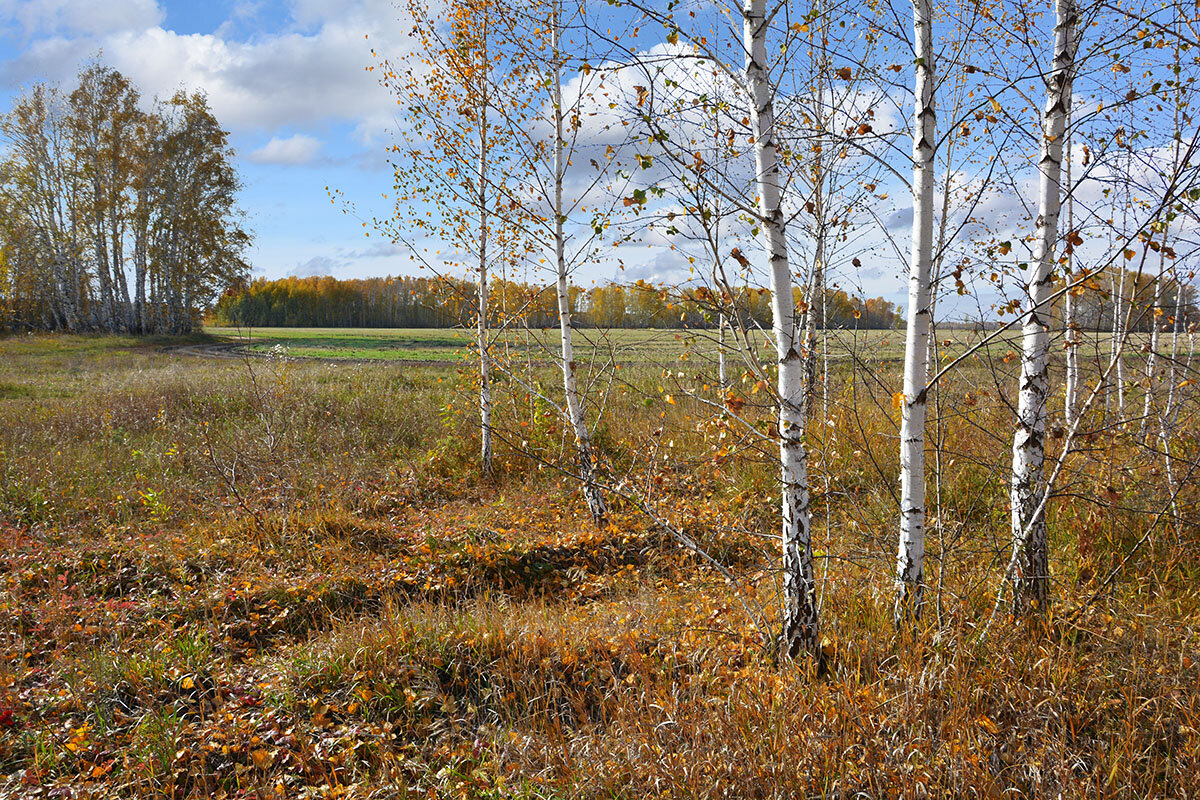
[549,0,608,524]
[894,0,938,625]
[374,0,526,477]
[1008,0,1080,614]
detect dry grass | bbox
[0,332,1196,798]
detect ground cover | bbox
[0,333,1195,798]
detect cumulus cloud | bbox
[343,241,405,259]
[289,255,345,277]
[249,133,323,165]
[0,0,164,38]
[0,0,417,136]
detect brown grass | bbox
[0,333,1196,798]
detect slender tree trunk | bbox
[744,0,817,660]
[92,204,114,331]
[552,1,606,525]
[718,312,729,391]
[1064,131,1079,426]
[1142,248,1165,438]
[478,85,494,477]
[134,221,147,333]
[1009,0,1077,615]
[803,231,824,419]
[1143,98,1181,438]
[1112,261,1126,416]
[894,0,937,626]
[802,100,826,420]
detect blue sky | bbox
[0,0,924,304]
[1,0,1184,321]
[0,0,416,282]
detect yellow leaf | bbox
[665,395,676,405]
[1124,249,1136,260]
[892,391,905,411]
[989,97,1002,114]
[977,715,1000,735]
[252,749,274,769]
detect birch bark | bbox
[477,70,494,477]
[552,0,606,524]
[1064,131,1079,425]
[1009,0,1078,614]
[744,0,818,659]
[895,0,937,625]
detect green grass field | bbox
[204,325,1148,379]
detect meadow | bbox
[203,323,1143,369]
[0,330,1196,798]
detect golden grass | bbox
[0,333,1196,798]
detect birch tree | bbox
[738,0,819,658]
[894,0,938,624]
[493,0,626,525]
[376,0,526,477]
[1008,0,1080,614]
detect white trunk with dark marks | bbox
[895,0,937,626]
[1064,130,1079,426]
[552,2,606,524]
[745,0,817,660]
[478,86,493,477]
[1010,0,1078,614]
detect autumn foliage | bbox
[0,332,1197,797]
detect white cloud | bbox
[249,133,323,164]
[0,0,418,136]
[289,255,344,276]
[0,0,164,37]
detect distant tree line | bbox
[211,274,905,330]
[1051,266,1199,332]
[0,64,250,334]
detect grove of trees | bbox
[361,0,1200,661]
[0,65,250,335]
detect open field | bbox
[0,332,1197,798]
[203,324,1152,370]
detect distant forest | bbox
[211,274,907,330]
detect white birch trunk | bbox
[1064,288,1078,423]
[1064,286,1079,424]
[478,87,494,477]
[552,2,606,524]
[1112,267,1126,416]
[1142,254,1164,438]
[1009,0,1077,614]
[718,312,729,391]
[894,0,937,625]
[803,232,824,419]
[1064,130,1079,425]
[1160,279,1185,535]
[745,0,818,660]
